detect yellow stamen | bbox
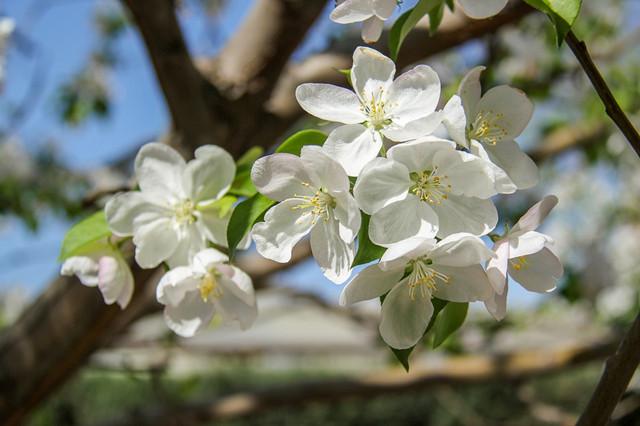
[409,168,452,205]
[510,256,528,271]
[407,259,451,301]
[470,110,508,145]
[361,86,392,130]
[174,199,196,224]
[200,269,223,302]
[291,186,336,225]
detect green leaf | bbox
[428,3,445,36]
[352,213,385,267]
[386,298,448,371]
[226,193,275,259]
[523,0,582,45]
[276,129,327,156]
[388,0,442,60]
[336,68,352,86]
[237,146,264,167]
[59,211,111,261]
[432,302,468,349]
[228,147,264,198]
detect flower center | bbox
[469,111,508,145]
[409,168,452,205]
[361,88,391,130]
[292,186,336,224]
[174,199,196,225]
[407,258,451,301]
[510,256,528,271]
[200,269,223,302]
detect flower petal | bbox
[387,65,440,124]
[192,248,229,274]
[310,216,355,284]
[475,85,533,142]
[183,145,235,203]
[333,191,362,242]
[340,264,403,305]
[354,156,410,214]
[486,241,509,295]
[351,46,395,103]
[197,209,229,247]
[166,223,207,269]
[468,140,517,194]
[433,149,497,199]
[458,66,485,119]
[509,230,552,258]
[484,283,508,321]
[432,195,497,238]
[252,199,315,263]
[508,247,562,293]
[431,264,493,302]
[251,153,315,201]
[105,192,168,237]
[379,237,436,271]
[163,290,214,337]
[135,143,186,201]
[362,16,384,43]
[369,195,439,246]
[387,137,455,173]
[216,270,257,330]
[322,124,382,176]
[482,140,539,190]
[133,217,180,268]
[61,256,99,286]
[382,111,443,141]
[330,0,374,23]
[430,233,495,267]
[442,95,468,147]
[380,279,434,349]
[295,83,365,124]
[373,0,396,19]
[156,266,201,306]
[300,145,350,193]
[458,0,508,19]
[98,255,134,309]
[511,195,558,234]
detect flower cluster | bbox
[252,46,562,348]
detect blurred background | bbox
[1,0,640,425]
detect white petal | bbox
[387,65,441,124]
[379,237,436,271]
[486,241,509,295]
[322,124,382,176]
[380,279,434,349]
[295,83,365,124]
[431,264,493,302]
[482,140,539,190]
[310,216,355,284]
[165,223,207,268]
[382,112,443,141]
[458,66,485,119]
[251,199,315,263]
[183,145,235,203]
[373,0,396,19]
[105,192,168,237]
[508,247,562,293]
[432,195,497,238]
[369,195,439,246]
[330,0,374,23]
[430,233,494,267]
[300,145,350,193]
[353,156,410,214]
[340,264,403,305]
[197,209,229,247]
[133,217,180,268]
[475,85,533,142]
[351,47,395,103]
[442,95,468,147]
[135,143,186,201]
[251,153,315,201]
[216,271,257,330]
[511,195,558,234]
[468,140,517,194]
[333,191,362,242]
[156,266,200,306]
[362,16,384,43]
[61,256,99,286]
[458,0,508,19]
[192,248,229,273]
[484,283,508,321]
[508,230,552,258]
[163,290,214,337]
[387,137,455,173]
[433,149,497,199]
[97,255,134,309]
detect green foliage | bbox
[523,0,582,45]
[389,0,443,60]
[228,147,264,198]
[432,302,468,348]
[226,193,275,259]
[59,211,111,261]
[276,129,327,156]
[352,213,385,267]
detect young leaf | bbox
[226,193,275,258]
[228,147,264,197]
[523,0,582,45]
[432,302,468,349]
[59,211,111,261]
[388,0,442,60]
[237,146,264,167]
[386,298,448,371]
[276,129,327,156]
[352,213,385,267]
[428,3,445,36]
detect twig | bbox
[576,312,640,426]
[565,30,640,158]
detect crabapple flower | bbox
[457,0,508,19]
[251,145,360,283]
[156,248,257,337]
[0,17,15,90]
[484,195,563,320]
[296,47,442,176]
[341,233,494,349]
[443,66,538,190]
[354,138,498,246]
[330,0,398,43]
[105,143,236,269]
[61,239,133,309]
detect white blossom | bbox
[330,0,398,43]
[251,145,360,283]
[105,143,236,269]
[341,233,494,349]
[457,0,508,19]
[354,138,498,246]
[156,248,257,337]
[484,195,563,320]
[443,66,538,191]
[296,47,442,176]
[61,239,133,309]
[0,17,15,90]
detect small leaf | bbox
[388,0,442,60]
[428,3,445,36]
[228,147,264,198]
[385,298,448,371]
[226,193,275,259]
[523,0,582,45]
[59,211,111,261]
[276,129,327,156]
[432,302,468,349]
[237,146,264,167]
[352,213,385,267]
